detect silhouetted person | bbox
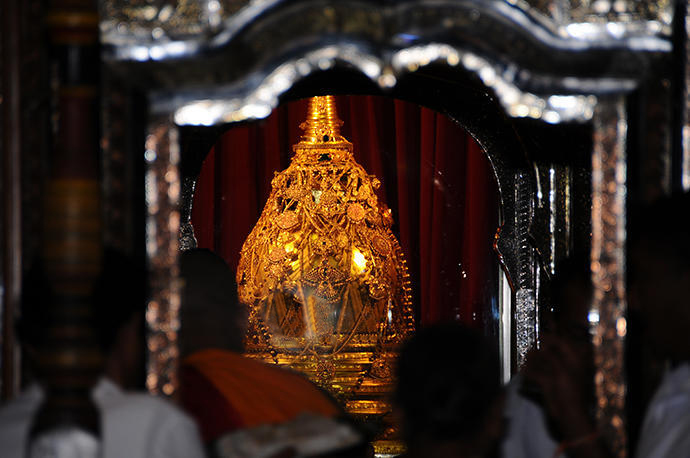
[629,192,690,457]
[503,254,611,458]
[178,249,367,457]
[0,251,204,458]
[394,323,505,458]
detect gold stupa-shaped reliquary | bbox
[237,96,414,435]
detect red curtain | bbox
[191,96,499,329]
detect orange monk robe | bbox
[180,349,341,443]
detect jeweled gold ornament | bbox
[237,96,414,453]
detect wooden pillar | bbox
[28,0,103,451]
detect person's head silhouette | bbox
[394,323,504,458]
[629,192,690,363]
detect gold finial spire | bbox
[295,96,352,151]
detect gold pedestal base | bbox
[372,439,406,457]
[246,349,403,455]
[245,349,395,413]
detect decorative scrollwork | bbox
[100,0,249,44]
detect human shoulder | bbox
[0,384,43,430]
[0,383,42,417]
[96,378,195,425]
[95,379,204,458]
[0,384,43,458]
[504,375,544,419]
[643,363,690,423]
[636,363,690,458]
[502,375,558,458]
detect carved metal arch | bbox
[106,1,669,124]
[101,0,673,53]
[104,0,671,62]
[160,42,601,126]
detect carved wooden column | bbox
[28,0,103,454]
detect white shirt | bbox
[0,378,205,458]
[215,413,362,458]
[636,363,690,458]
[502,375,561,458]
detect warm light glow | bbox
[352,248,367,273]
[616,317,627,337]
[237,96,414,453]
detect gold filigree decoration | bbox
[237,96,415,425]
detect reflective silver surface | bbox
[100,0,252,47]
[591,97,628,458]
[166,43,601,126]
[101,0,670,131]
[100,1,673,53]
[514,171,537,367]
[144,116,182,397]
[123,0,668,127]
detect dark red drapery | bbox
[191,96,500,329]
